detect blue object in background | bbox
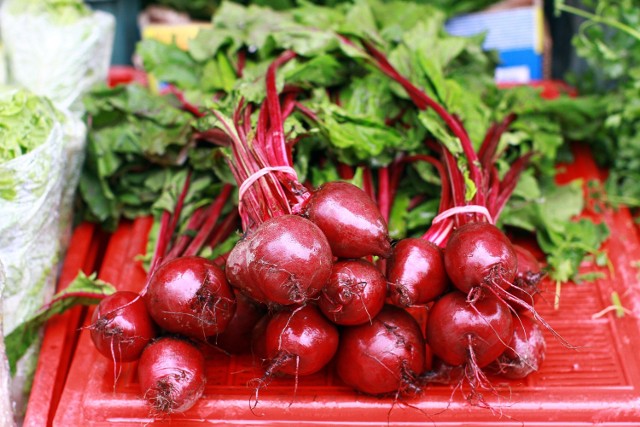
[85,0,142,65]
[446,6,545,83]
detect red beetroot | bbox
[489,315,546,379]
[444,222,517,295]
[427,291,513,369]
[335,305,425,396]
[305,181,391,259]
[145,256,236,340]
[90,291,157,363]
[259,305,339,377]
[387,238,448,307]
[138,337,206,415]
[226,215,333,306]
[508,244,545,310]
[319,259,387,326]
[212,291,266,354]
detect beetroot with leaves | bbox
[145,256,236,340]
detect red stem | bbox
[362,167,375,201]
[377,167,391,223]
[183,184,234,257]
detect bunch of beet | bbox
[88,176,243,415]
[86,46,556,417]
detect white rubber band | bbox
[432,205,494,225]
[238,166,298,202]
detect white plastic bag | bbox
[0,259,17,427]
[0,0,115,114]
[0,89,66,417]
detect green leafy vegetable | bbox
[0,89,60,162]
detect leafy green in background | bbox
[556,0,640,208]
[80,83,223,230]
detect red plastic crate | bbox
[50,147,640,426]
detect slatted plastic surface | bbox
[52,147,640,426]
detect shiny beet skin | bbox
[304,181,391,259]
[490,315,546,379]
[90,291,157,362]
[426,291,513,368]
[444,222,517,294]
[145,256,236,340]
[335,305,425,395]
[226,215,333,306]
[263,305,339,376]
[319,259,387,325]
[387,238,448,307]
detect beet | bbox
[138,337,206,415]
[145,256,236,340]
[426,291,513,404]
[260,305,339,377]
[426,291,513,369]
[387,238,448,307]
[304,181,391,259]
[508,244,545,310]
[489,315,546,379]
[90,291,157,363]
[335,305,425,396]
[226,215,333,306]
[319,259,387,325]
[444,222,517,295]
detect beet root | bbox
[261,305,339,377]
[319,259,387,326]
[304,181,391,259]
[335,305,425,396]
[444,222,517,295]
[145,256,236,340]
[90,291,157,363]
[138,337,206,415]
[387,238,448,307]
[489,315,546,379]
[226,215,333,306]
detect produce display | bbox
[3,0,640,425]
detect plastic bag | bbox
[0,0,115,114]
[0,89,66,418]
[0,260,16,427]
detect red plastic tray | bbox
[51,147,640,426]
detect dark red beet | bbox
[426,291,513,405]
[138,337,206,415]
[226,215,333,306]
[335,305,425,396]
[489,315,546,379]
[427,291,513,369]
[145,256,236,340]
[387,238,448,307]
[508,244,545,310]
[304,181,391,259]
[319,259,387,325]
[444,222,517,295]
[90,291,157,363]
[213,291,266,354]
[261,305,339,377]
